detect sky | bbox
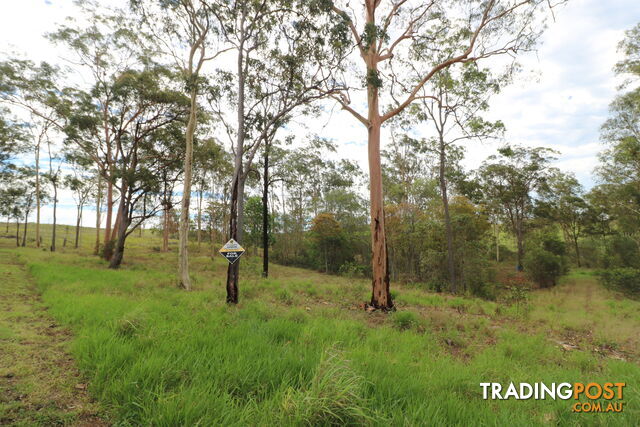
[1,0,639,228]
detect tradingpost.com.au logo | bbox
[480,382,626,413]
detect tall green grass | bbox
[8,248,640,426]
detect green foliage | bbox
[309,213,349,273]
[365,68,383,89]
[523,248,563,288]
[599,268,640,296]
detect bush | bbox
[599,268,640,296]
[338,261,366,278]
[604,235,640,269]
[523,248,563,288]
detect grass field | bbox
[1,223,639,425]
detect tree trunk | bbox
[104,173,113,243]
[162,204,170,252]
[262,141,269,278]
[494,222,500,262]
[515,221,524,271]
[226,44,247,304]
[197,188,203,247]
[439,137,456,293]
[178,86,198,290]
[35,142,41,248]
[573,236,581,268]
[109,202,129,269]
[75,204,83,249]
[226,175,244,304]
[15,218,20,247]
[22,212,28,247]
[51,183,57,252]
[361,3,393,311]
[94,174,102,255]
[367,118,392,310]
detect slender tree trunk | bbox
[5,218,9,233]
[226,44,247,304]
[104,172,113,243]
[51,183,57,252]
[573,235,581,267]
[515,220,524,271]
[262,141,269,278]
[75,204,82,249]
[22,212,28,247]
[35,142,41,248]
[15,218,20,247]
[178,87,198,290]
[103,105,113,244]
[494,222,500,262]
[197,188,203,247]
[95,174,102,255]
[439,137,456,293]
[226,176,241,304]
[162,205,170,252]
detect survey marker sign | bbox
[219,239,245,264]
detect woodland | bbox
[0,0,639,425]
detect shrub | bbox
[523,248,563,288]
[599,268,640,296]
[338,261,366,278]
[604,235,640,269]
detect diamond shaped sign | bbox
[219,238,245,264]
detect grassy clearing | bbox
[0,249,106,426]
[1,223,640,425]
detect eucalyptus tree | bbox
[64,152,95,249]
[410,64,504,292]
[326,0,561,309]
[17,168,37,247]
[132,0,228,290]
[48,4,147,248]
[596,23,640,241]
[477,145,557,271]
[0,109,27,184]
[0,185,28,246]
[43,131,64,252]
[0,60,67,248]
[537,172,588,267]
[209,0,349,304]
[107,68,188,268]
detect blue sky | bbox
[1,0,639,226]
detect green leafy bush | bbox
[599,268,640,296]
[523,248,563,288]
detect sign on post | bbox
[219,239,245,264]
